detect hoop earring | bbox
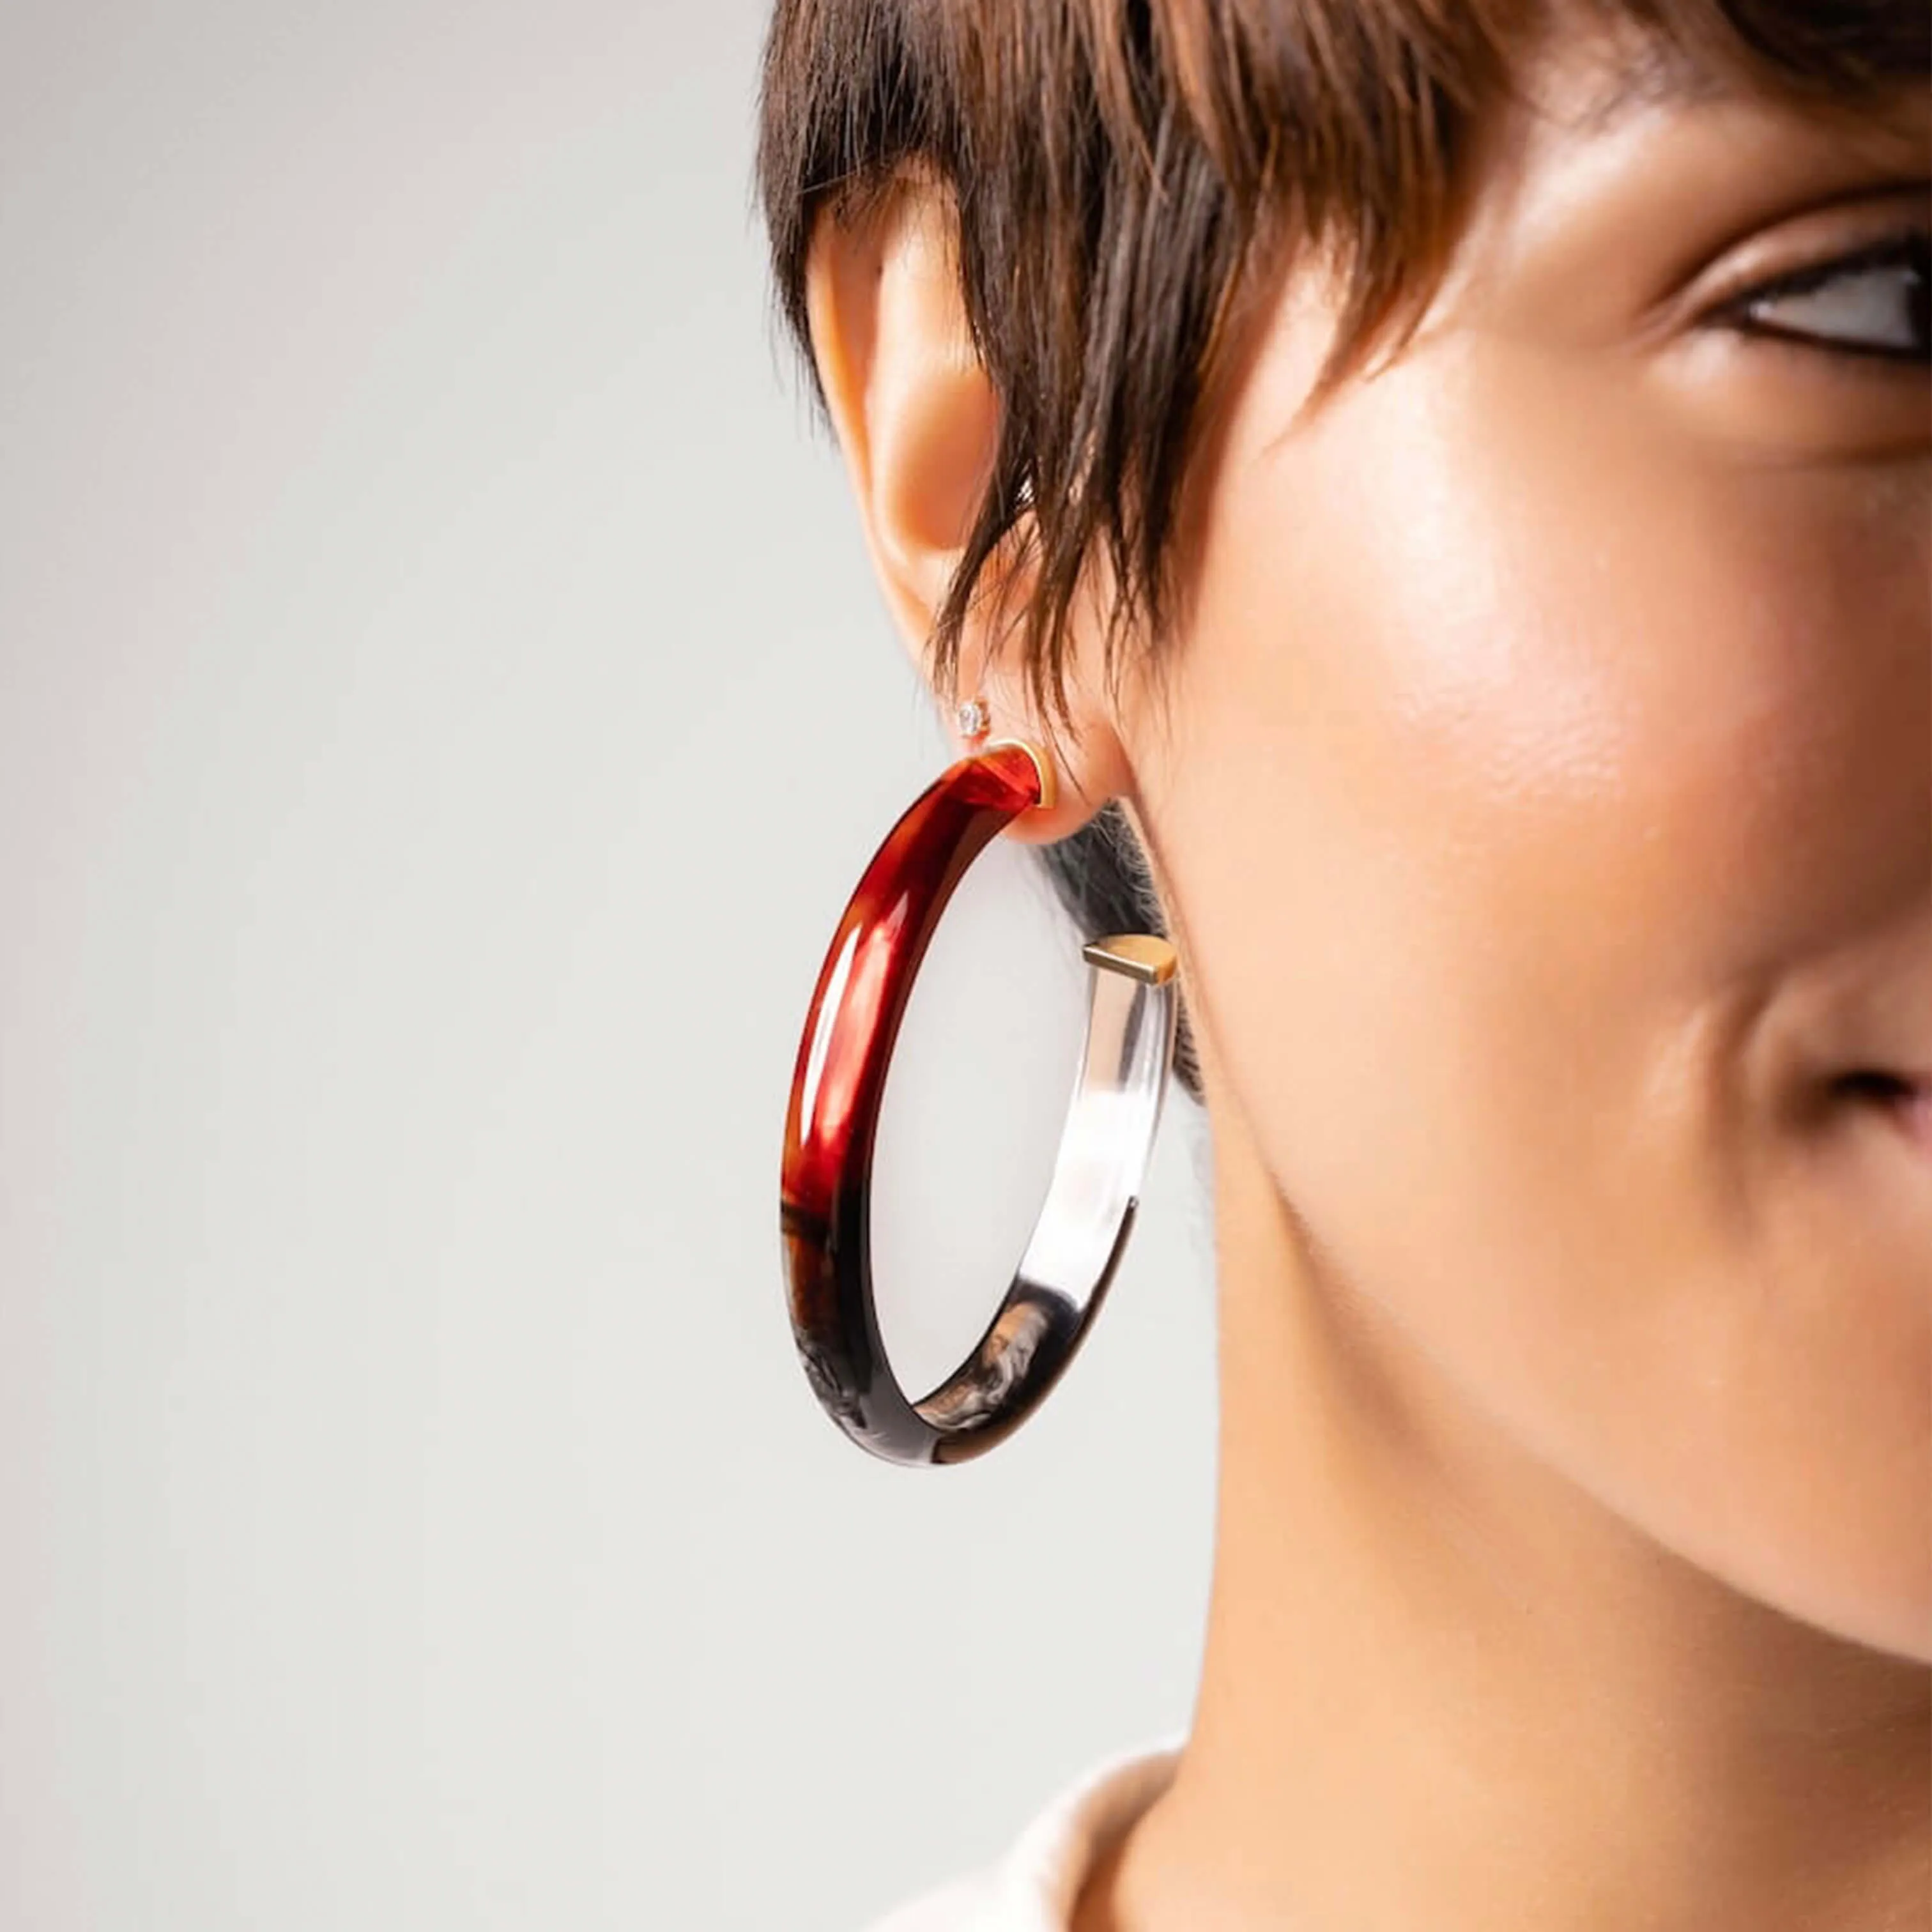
[779,734,1180,1466]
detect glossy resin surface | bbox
[779,742,1178,1466]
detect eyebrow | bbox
[1568,31,1928,151]
[1568,38,1733,134]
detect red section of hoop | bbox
[779,742,1041,1323]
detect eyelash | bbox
[1712,230,1930,365]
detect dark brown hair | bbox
[758,0,1922,1103]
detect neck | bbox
[1089,1076,1930,1932]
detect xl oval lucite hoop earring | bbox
[778,728,1180,1466]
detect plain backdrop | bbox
[0,3,1220,1926]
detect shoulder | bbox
[855,1734,1186,1932]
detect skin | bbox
[802,18,1930,1931]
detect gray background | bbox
[0,2,1218,1926]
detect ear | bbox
[801,173,1133,846]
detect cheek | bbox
[1157,348,1834,1268]
[1147,342,1930,1647]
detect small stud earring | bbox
[955,694,990,742]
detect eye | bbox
[1712,231,1929,364]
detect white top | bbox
[861,1735,1187,1931]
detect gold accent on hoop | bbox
[1082,933,1177,986]
[982,736,1057,812]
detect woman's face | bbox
[1131,38,1930,1658]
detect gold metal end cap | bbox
[1082,933,1178,986]
[981,736,1057,812]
